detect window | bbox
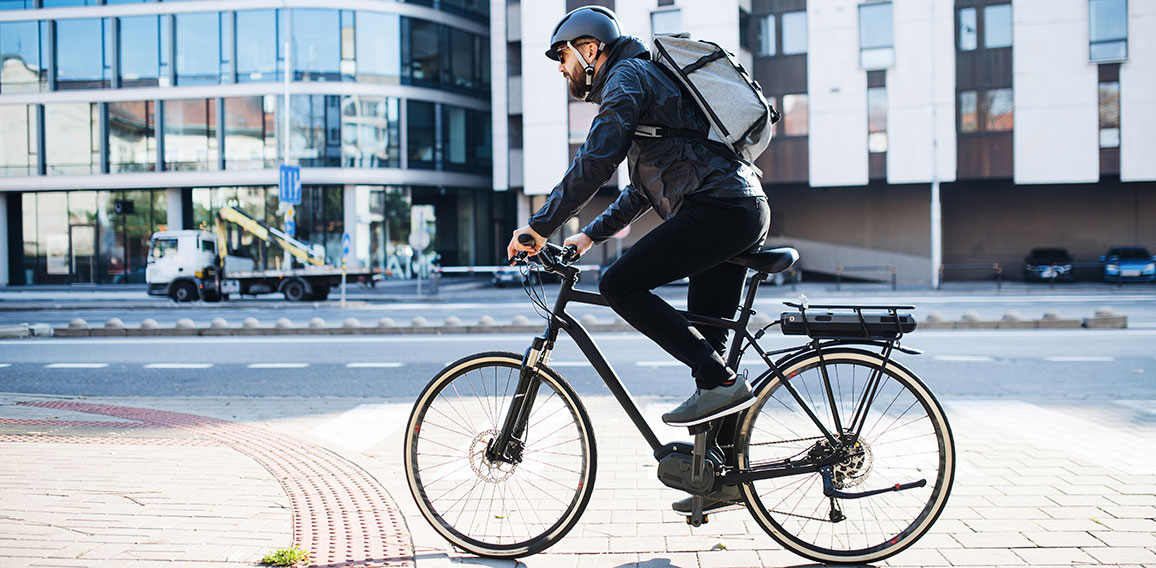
[0,1,36,8]
[406,100,436,168]
[293,9,340,81]
[1099,81,1120,148]
[164,98,218,171]
[758,15,776,56]
[983,5,1012,48]
[781,94,808,136]
[404,18,441,86]
[175,12,221,85]
[340,11,354,79]
[781,11,807,55]
[958,8,977,51]
[109,101,157,172]
[289,94,341,167]
[0,104,37,176]
[341,95,400,168]
[959,91,978,133]
[447,28,482,90]
[356,12,401,82]
[568,101,597,143]
[225,96,277,170]
[858,2,893,69]
[119,16,160,87]
[739,9,753,52]
[235,10,278,82]
[868,86,887,153]
[985,89,1013,131]
[0,21,43,92]
[652,10,681,36]
[1090,0,1127,61]
[45,103,99,175]
[55,18,112,89]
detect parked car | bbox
[1100,246,1156,282]
[492,265,539,288]
[1024,247,1074,282]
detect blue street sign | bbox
[285,219,296,237]
[342,233,351,256]
[279,165,301,205]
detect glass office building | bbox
[0,0,495,285]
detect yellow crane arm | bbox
[215,206,325,267]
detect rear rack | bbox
[780,302,916,340]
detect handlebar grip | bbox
[518,233,537,246]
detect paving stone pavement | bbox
[1,393,1154,568]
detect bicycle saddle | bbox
[728,246,799,274]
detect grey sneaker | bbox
[662,380,755,426]
[672,484,744,515]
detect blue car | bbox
[1101,246,1156,282]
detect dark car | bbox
[1100,246,1156,282]
[1024,247,1074,282]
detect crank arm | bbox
[821,467,926,499]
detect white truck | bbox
[146,207,376,302]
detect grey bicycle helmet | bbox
[545,6,622,62]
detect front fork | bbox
[486,336,552,464]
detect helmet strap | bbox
[566,41,605,100]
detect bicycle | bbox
[403,238,955,564]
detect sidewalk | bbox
[2,393,1155,567]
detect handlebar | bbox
[512,233,581,271]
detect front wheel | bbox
[404,352,597,558]
[736,348,955,564]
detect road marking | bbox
[637,361,685,367]
[144,363,213,369]
[933,355,994,362]
[46,363,108,369]
[0,364,10,368]
[346,362,403,368]
[1044,356,1115,362]
[248,363,310,369]
[547,361,591,367]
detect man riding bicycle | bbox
[505,5,771,513]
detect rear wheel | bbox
[282,279,307,301]
[404,352,596,558]
[736,349,954,564]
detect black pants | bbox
[598,194,770,390]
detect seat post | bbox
[726,271,766,371]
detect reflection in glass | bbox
[758,15,776,56]
[119,16,160,87]
[290,95,341,167]
[356,11,400,82]
[341,11,355,79]
[226,96,277,170]
[1090,0,1127,61]
[782,94,808,136]
[781,11,806,55]
[341,96,400,168]
[858,2,893,68]
[959,91,977,133]
[448,28,480,89]
[405,18,440,85]
[175,12,220,85]
[0,21,43,92]
[407,100,435,168]
[1099,81,1120,149]
[45,103,99,175]
[568,101,597,143]
[293,9,340,81]
[651,10,680,36]
[109,101,156,172]
[236,10,278,82]
[985,88,1013,131]
[0,104,37,176]
[958,8,976,51]
[164,99,219,171]
[37,191,68,281]
[983,5,1012,48]
[868,86,887,153]
[55,18,111,89]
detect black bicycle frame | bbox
[489,265,903,486]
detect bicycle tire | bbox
[736,348,955,564]
[404,351,597,558]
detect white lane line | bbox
[637,361,685,367]
[546,361,591,367]
[46,363,109,369]
[1044,356,1115,362]
[0,364,10,368]
[933,355,994,362]
[247,363,310,369]
[144,363,213,369]
[346,362,404,368]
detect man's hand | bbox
[507,226,546,261]
[563,232,595,259]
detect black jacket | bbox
[528,36,764,243]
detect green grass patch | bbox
[260,545,310,567]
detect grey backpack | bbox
[635,33,779,166]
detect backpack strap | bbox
[634,124,705,139]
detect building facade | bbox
[499,0,1155,284]
[1,0,499,286]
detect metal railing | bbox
[938,263,1003,290]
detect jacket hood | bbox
[588,36,650,103]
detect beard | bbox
[566,72,588,99]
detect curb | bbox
[2,307,1129,339]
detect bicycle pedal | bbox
[685,514,708,526]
